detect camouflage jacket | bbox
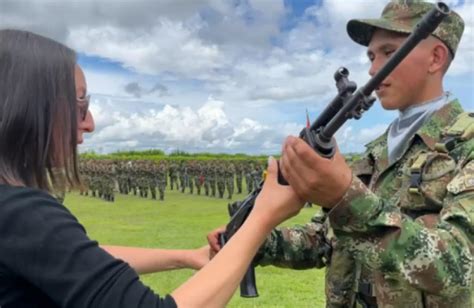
[257,100,473,307]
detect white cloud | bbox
[336,123,388,153]
[80,95,295,154]
[2,0,472,154]
[69,21,227,78]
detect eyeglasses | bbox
[77,95,90,121]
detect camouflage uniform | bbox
[217,163,226,198]
[251,164,262,189]
[169,161,178,191]
[225,162,235,199]
[157,162,167,201]
[235,162,243,194]
[256,3,471,306]
[203,162,210,196]
[179,162,187,193]
[188,162,195,194]
[210,163,217,197]
[245,162,254,193]
[258,101,473,307]
[148,162,158,200]
[195,163,203,195]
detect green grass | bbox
[64,188,326,307]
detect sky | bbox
[1,0,472,155]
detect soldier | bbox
[148,161,158,200]
[169,160,178,190]
[251,163,262,189]
[188,161,195,194]
[209,161,217,197]
[210,2,472,307]
[216,162,226,198]
[178,161,184,192]
[157,161,167,201]
[137,160,148,198]
[224,162,235,199]
[235,161,243,194]
[203,162,210,196]
[104,160,116,202]
[245,161,254,193]
[195,162,203,195]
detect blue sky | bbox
[2,0,472,154]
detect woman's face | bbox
[75,65,94,144]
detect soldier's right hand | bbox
[207,225,226,255]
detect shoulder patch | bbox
[445,112,474,140]
[436,112,474,153]
[447,160,474,195]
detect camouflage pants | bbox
[195,176,202,195]
[180,175,187,193]
[225,177,234,199]
[245,174,253,193]
[217,181,225,198]
[148,179,157,199]
[204,178,210,196]
[236,175,242,194]
[210,179,216,197]
[188,175,194,194]
[170,175,177,190]
[158,180,165,200]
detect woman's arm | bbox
[101,245,211,274]
[171,157,304,308]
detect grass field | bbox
[64,188,326,307]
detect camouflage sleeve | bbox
[255,211,331,269]
[327,160,473,298]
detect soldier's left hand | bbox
[280,136,352,209]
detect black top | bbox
[0,185,177,308]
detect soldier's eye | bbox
[384,49,395,57]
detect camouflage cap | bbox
[347,0,464,57]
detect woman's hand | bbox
[185,245,213,270]
[251,156,305,228]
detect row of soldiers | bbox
[169,160,265,199]
[78,158,267,202]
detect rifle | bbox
[219,2,450,298]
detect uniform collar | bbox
[364,99,464,171]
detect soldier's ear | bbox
[428,41,450,75]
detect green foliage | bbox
[79,149,275,162]
[110,149,166,157]
[64,189,326,307]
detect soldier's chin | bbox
[378,97,400,111]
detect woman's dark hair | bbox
[0,29,81,191]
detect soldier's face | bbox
[367,29,434,111]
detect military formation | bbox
[78,158,267,202]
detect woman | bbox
[0,29,304,307]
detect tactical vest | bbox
[342,112,473,308]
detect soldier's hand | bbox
[280,136,352,209]
[207,225,226,255]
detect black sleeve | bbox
[0,187,177,308]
